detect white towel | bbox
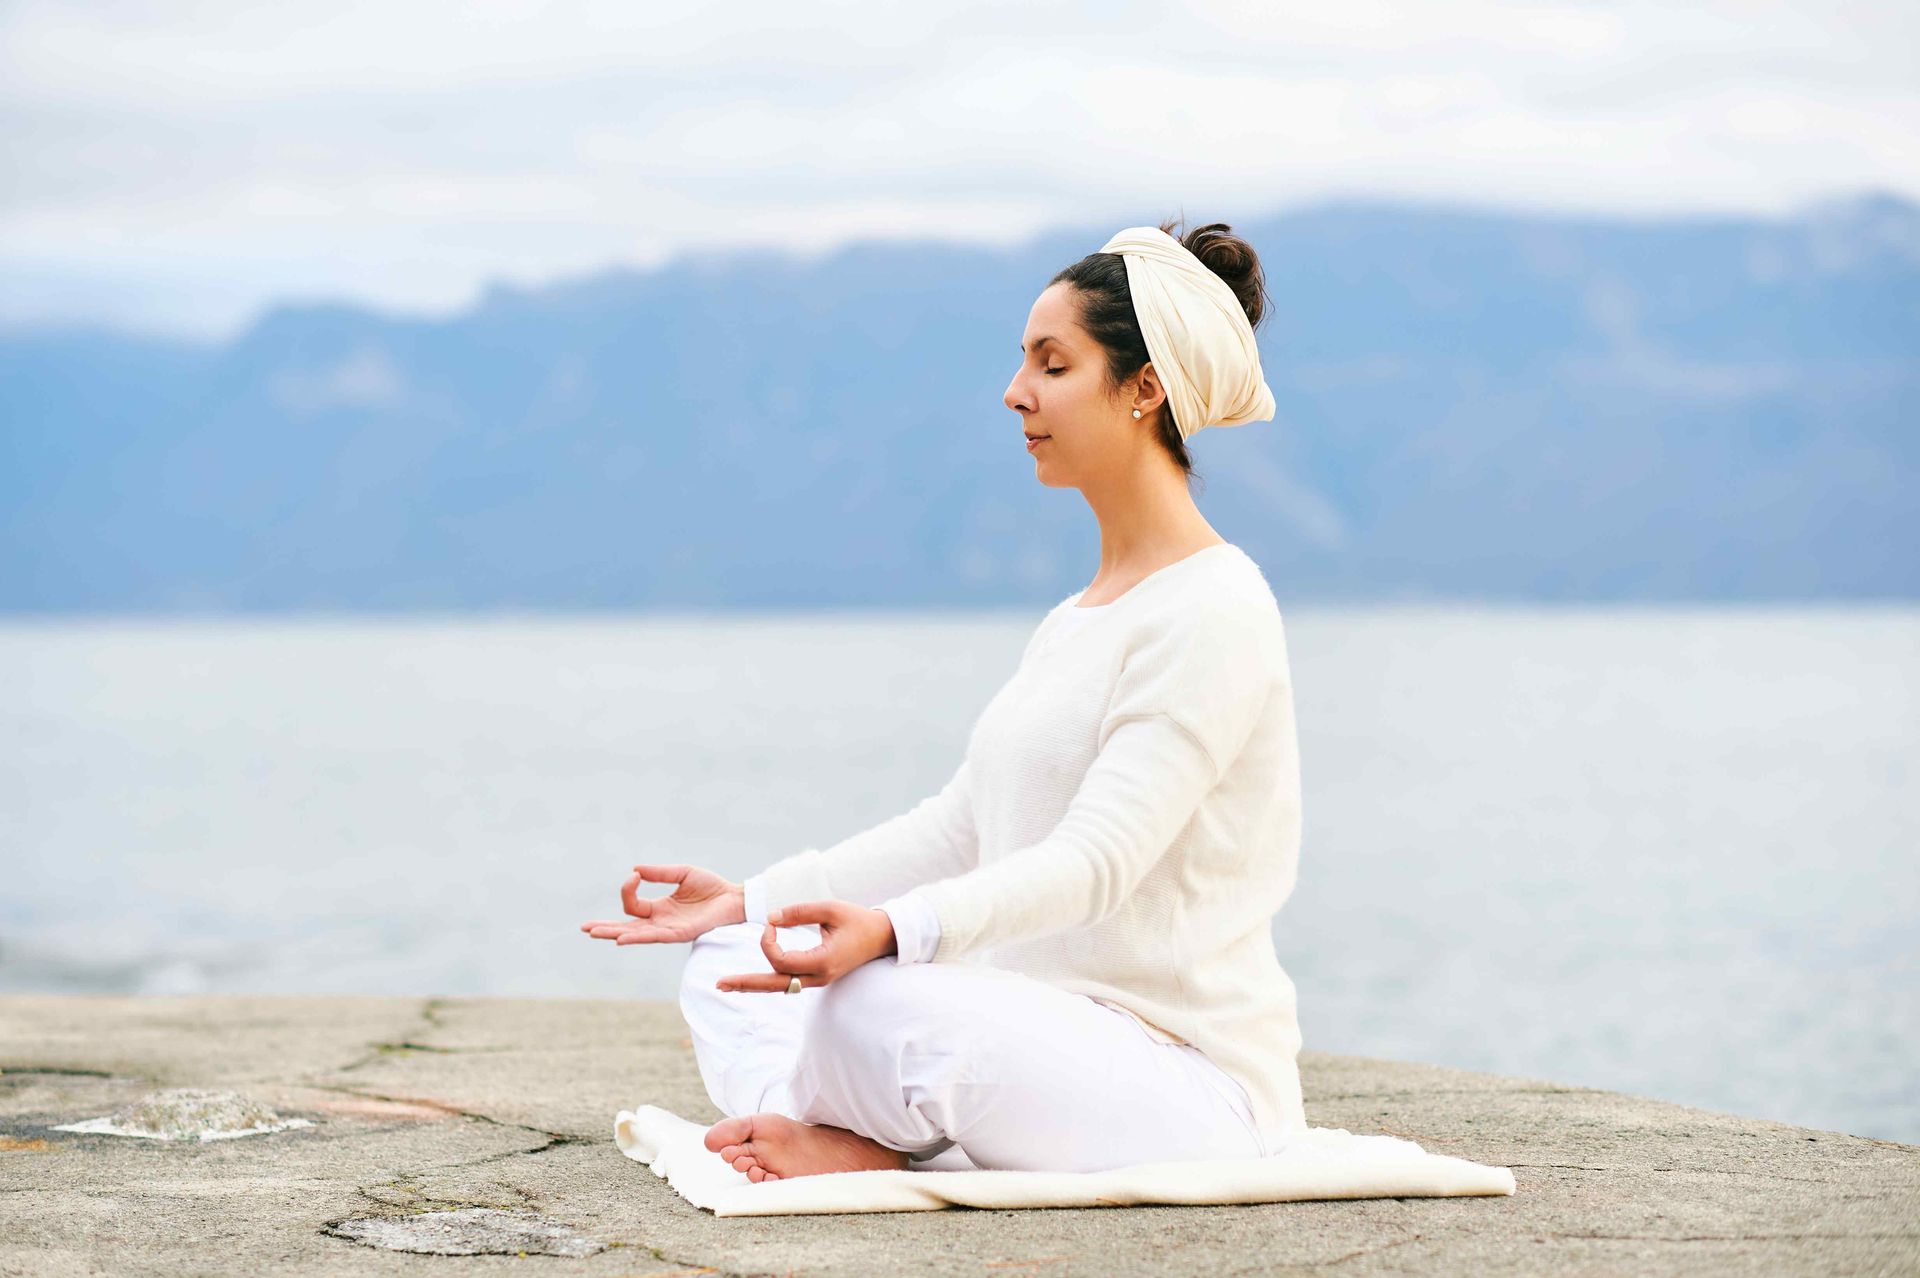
[612,1105,1516,1217]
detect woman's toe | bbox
[704,1115,753,1153]
[747,1164,767,1182]
[730,1153,754,1173]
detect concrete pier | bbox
[2,994,1914,1276]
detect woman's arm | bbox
[881,601,1276,962]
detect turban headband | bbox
[1097,226,1276,442]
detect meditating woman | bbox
[582,219,1308,1180]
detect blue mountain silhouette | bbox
[3,193,1914,611]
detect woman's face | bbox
[1005,282,1154,487]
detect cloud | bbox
[3,0,1916,335]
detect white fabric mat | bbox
[613,1104,1517,1217]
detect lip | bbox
[1025,434,1050,452]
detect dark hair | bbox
[1048,217,1270,487]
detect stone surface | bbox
[325,1207,607,1257]
[0,993,1914,1277]
[49,1086,315,1142]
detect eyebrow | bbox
[1019,336,1060,354]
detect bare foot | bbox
[704,1112,910,1181]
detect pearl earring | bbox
[1131,409,1142,419]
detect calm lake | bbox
[2,605,1913,1144]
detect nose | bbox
[1004,368,1033,415]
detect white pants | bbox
[677,919,1272,1173]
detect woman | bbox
[583,219,1307,1181]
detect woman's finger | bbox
[613,927,680,945]
[759,924,833,975]
[584,919,673,936]
[768,901,836,928]
[619,871,656,918]
[632,863,693,882]
[716,971,819,993]
[581,922,679,944]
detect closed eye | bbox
[1045,366,1066,375]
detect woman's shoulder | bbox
[1145,546,1284,633]
[1208,544,1284,617]
[1020,544,1283,658]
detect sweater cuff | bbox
[876,890,942,964]
[742,873,768,925]
[755,846,834,916]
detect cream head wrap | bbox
[1097,225,1276,441]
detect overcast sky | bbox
[4,0,1915,338]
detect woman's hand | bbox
[716,901,897,993]
[580,863,744,945]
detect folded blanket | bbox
[612,1104,1516,1217]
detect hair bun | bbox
[1159,217,1268,331]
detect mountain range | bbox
[3,192,1915,612]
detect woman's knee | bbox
[789,962,955,1113]
[813,954,904,1015]
[676,923,752,1010]
[801,958,944,1053]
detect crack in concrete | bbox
[1320,1234,1425,1267]
[336,998,438,1069]
[294,999,612,1236]
[331,998,486,1073]
[637,1242,765,1277]
[304,1080,585,1148]
[437,1130,596,1174]
[353,1168,532,1217]
[0,1065,116,1078]
[305,1004,577,1156]
[335,1041,518,1073]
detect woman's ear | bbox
[1133,363,1168,418]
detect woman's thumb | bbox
[768,901,830,928]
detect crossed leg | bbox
[677,919,1264,1179]
[678,919,945,1180]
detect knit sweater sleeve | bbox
[902,601,1274,961]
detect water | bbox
[1,606,1913,1145]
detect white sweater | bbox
[744,541,1308,1142]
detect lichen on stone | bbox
[48,1087,316,1142]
